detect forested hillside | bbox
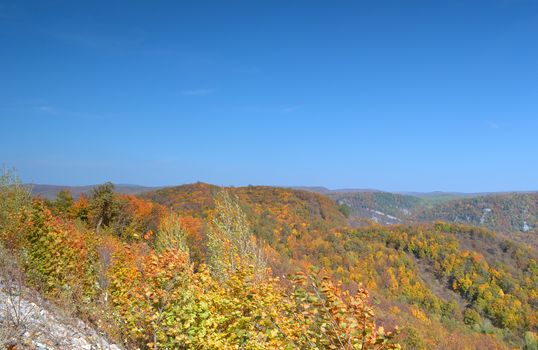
[314,190,538,248]
[327,192,422,225]
[3,172,538,349]
[0,173,399,350]
[142,184,538,349]
[8,1,538,349]
[417,193,538,235]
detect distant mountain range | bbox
[290,186,379,194]
[20,181,538,348]
[29,183,538,243]
[289,187,538,244]
[28,183,160,199]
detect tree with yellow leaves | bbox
[207,190,267,281]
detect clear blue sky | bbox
[1,0,537,192]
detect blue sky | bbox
[1,0,537,191]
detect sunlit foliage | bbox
[0,178,400,350]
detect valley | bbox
[2,179,537,349]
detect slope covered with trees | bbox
[0,173,399,350]
[3,171,538,349]
[315,190,538,249]
[141,184,538,349]
[416,193,538,235]
[327,192,422,225]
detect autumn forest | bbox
[4,0,538,348]
[1,169,537,350]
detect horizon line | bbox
[25,182,538,195]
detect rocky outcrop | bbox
[0,286,120,350]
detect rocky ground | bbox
[0,283,120,350]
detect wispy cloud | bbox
[57,29,148,54]
[486,120,500,129]
[280,105,302,114]
[181,88,215,96]
[35,105,58,115]
[33,104,109,121]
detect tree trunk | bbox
[96,216,103,234]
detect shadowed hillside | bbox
[328,191,422,225]
[417,193,538,234]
